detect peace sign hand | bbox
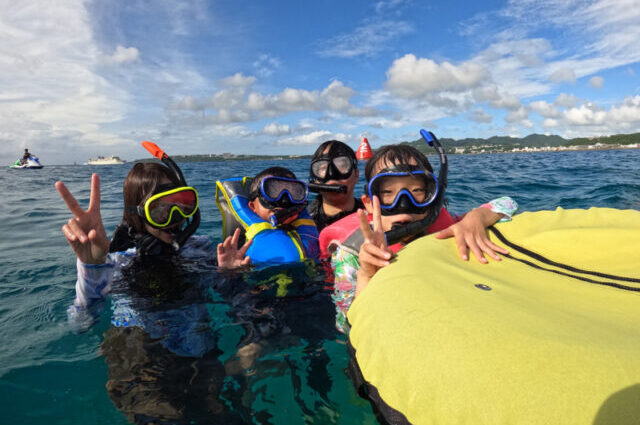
[356,196,392,297]
[55,173,109,264]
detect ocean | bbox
[1,148,639,424]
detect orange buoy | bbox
[355,137,373,160]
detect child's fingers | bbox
[466,236,488,264]
[55,181,85,218]
[434,226,453,239]
[484,239,508,255]
[360,243,391,267]
[371,196,383,233]
[239,238,253,256]
[477,238,501,261]
[231,228,241,248]
[87,174,101,213]
[241,256,251,266]
[454,232,470,261]
[217,243,224,256]
[67,218,88,243]
[62,224,78,243]
[358,209,373,241]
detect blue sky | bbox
[1,0,639,164]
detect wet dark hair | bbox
[249,166,296,200]
[122,162,182,234]
[364,144,433,182]
[311,140,356,161]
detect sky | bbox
[1,0,640,165]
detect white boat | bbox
[9,156,43,169]
[86,156,126,165]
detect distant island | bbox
[135,132,640,162]
[404,132,640,155]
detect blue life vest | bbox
[215,177,319,264]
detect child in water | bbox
[217,166,319,267]
[321,143,518,334]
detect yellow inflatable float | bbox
[347,207,640,425]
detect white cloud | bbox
[105,45,140,64]
[169,78,380,124]
[385,54,487,99]
[253,54,281,78]
[563,103,607,125]
[0,1,132,163]
[317,19,413,58]
[219,73,256,88]
[505,106,528,123]
[542,118,559,128]
[529,100,560,117]
[277,130,351,146]
[470,109,493,123]
[549,67,576,83]
[262,122,291,136]
[588,76,604,89]
[555,93,578,108]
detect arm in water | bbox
[56,174,115,329]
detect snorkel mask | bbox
[366,167,439,216]
[127,141,201,254]
[381,130,448,245]
[250,176,309,227]
[308,143,357,194]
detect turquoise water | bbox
[0,149,639,424]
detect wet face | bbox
[362,157,428,233]
[248,175,281,221]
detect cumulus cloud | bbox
[505,106,528,123]
[105,45,140,64]
[542,118,559,128]
[528,100,560,117]
[219,73,257,88]
[470,109,493,123]
[277,130,351,146]
[554,93,578,108]
[549,67,576,83]
[169,78,379,124]
[385,54,487,99]
[588,76,604,89]
[262,122,291,136]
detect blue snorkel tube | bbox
[384,129,448,246]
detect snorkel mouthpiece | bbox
[269,204,306,227]
[308,182,348,193]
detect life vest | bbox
[215,177,320,264]
[319,207,456,259]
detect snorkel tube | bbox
[308,182,347,193]
[383,130,448,246]
[141,141,201,251]
[269,203,307,227]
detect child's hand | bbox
[435,207,508,264]
[217,228,252,270]
[356,196,393,296]
[55,174,109,264]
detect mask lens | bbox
[332,156,353,175]
[263,177,307,203]
[147,188,198,226]
[370,171,437,210]
[311,160,330,179]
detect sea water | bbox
[0,149,639,424]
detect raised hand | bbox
[55,173,109,264]
[217,228,252,270]
[435,207,509,263]
[356,196,393,296]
